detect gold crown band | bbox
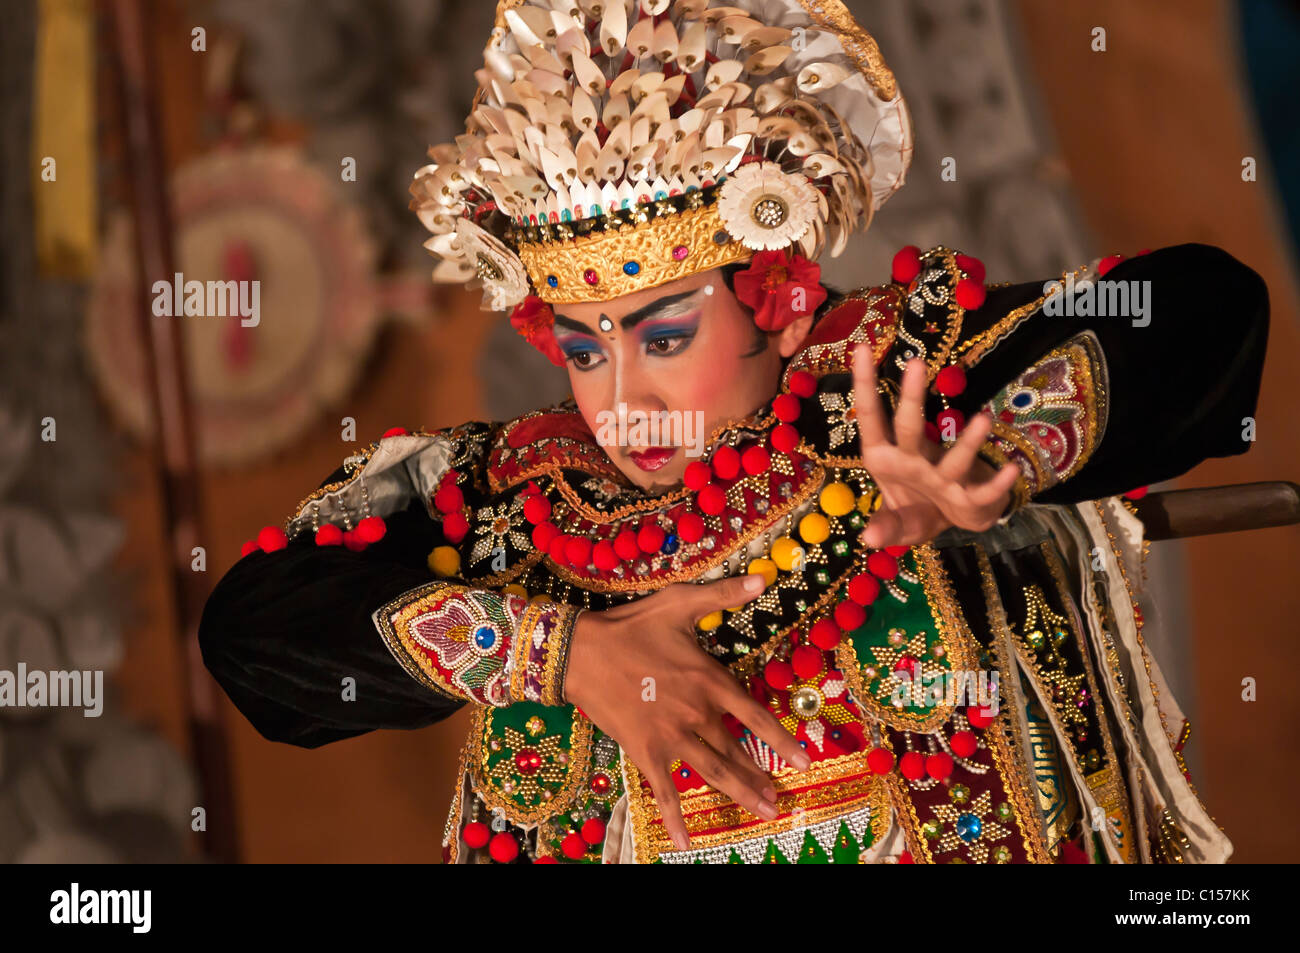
[517,204,754,305]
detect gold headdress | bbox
[411,0,912,309]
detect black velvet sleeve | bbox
[944,243,1269,502]
[198,475,463,749]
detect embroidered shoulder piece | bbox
[977,332,1109,499]
[882,246,983,381]
[783,285,901,381]
[373,583,579,708]
[283,422,494,541]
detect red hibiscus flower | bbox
[732,249,828,332]
[509,295,565,367]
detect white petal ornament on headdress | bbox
[717,161,821,251]
[448,218,531,311]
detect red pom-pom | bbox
[741,445,770,475]
[523,494,551,524]
[637,523,666,554]
[934,364,967,397]
[531,521,559,553]
[772,393,802,423]
[966,705,997,730]
[926,752,953,780]
[1098,254,1125,276]
[934,408,966,439]
[683,461,712,491]
[534,856,559,864]
[867,551,899,580]
[809,618,842,650]
[771,424,800,454]
[791,644,823,680]
[580,818,606,845]
[885,545,910,557]
[342,529,367,552]
[867,747,895,775]
[565,536,592,569]
[764,659,795,691]
[1124,486,1149,500]
[462,821,490,849]
[833,599,866,632]
[443,511,470,543]
[678,512,705,544]
[561,832,587,860]
[954,278,986,310]
[382,426,409,438]
[711,445,741,481]
[898,751,925,780]
[697,483,727,515]
[315,524,344,547]
[847,573,880,606]
[788,370,817,398]
[950,730,978,758]
[257,525,288,553]
[923,421,941,444]
[548,535,571,566]
[434,483,463,514]
[240,540,258,557]
[356,516,387,544]
[489,832,520,863]
[954,254,985,283]
[892,245,922,284]
[593,540,619,571]
[613,529,641,562]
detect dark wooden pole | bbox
[1130,481,1300,541]
[105,0,241,862]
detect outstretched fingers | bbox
[642,761,690,851]
[852,343,892,452]
[892,358,929,454]
[715,677,812,772]
[936,410,994,482]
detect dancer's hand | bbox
[852,344,1020,547]
[563,574,811,852]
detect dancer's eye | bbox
[640,315,699,358]
[646,333,694,356]
[566,347,605,370]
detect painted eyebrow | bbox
[552,315,596,335]
[552,288,702,336]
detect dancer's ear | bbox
[776,314,815,358]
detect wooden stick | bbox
[105,0,241,863]
[1129,481,1300,541]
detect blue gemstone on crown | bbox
[547,275,558,288]
[623,261,641,276]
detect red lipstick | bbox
[628,447,677,472]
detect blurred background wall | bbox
[2,0,1296,862]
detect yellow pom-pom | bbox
[819,482,856,516]
[501,584,529,600]
[747,558,778,586]
[697,610,724,632]
[770,536,804,572]
[857,488,879,515]
[530,593,553,604]
[799,512,830,545]
[427,545,461,577]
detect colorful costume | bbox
[199,0,1268,863]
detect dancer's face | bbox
[553,269,813,493]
